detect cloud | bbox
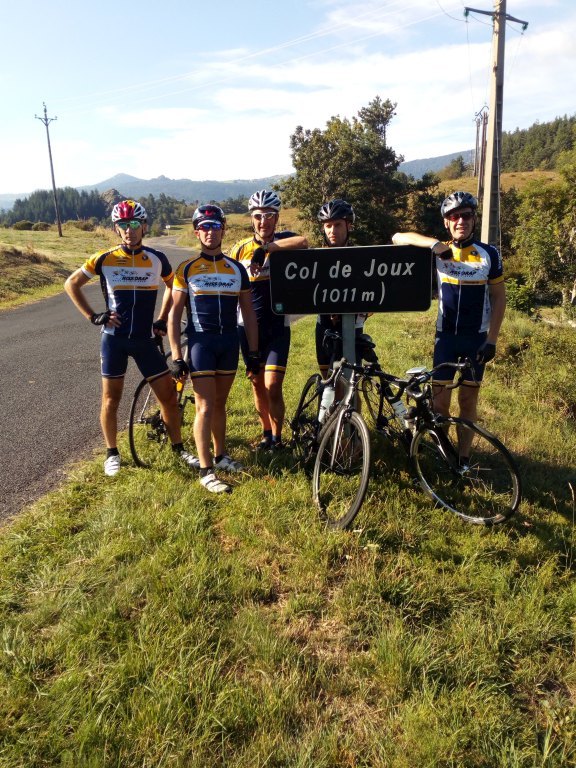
[2,1,576,192]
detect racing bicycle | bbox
[312,356,522,530]
[289,330,377,467]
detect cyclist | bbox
[392,191,506,461]
[168,204,259,494]
[315,199,371,377]
[229,189,308,450]
[64,200,198,476]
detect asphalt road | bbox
[0,237,195,522]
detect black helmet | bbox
[317,198,355,223]
[192,204,226,229]
[440,191,478,218]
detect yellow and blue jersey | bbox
[435,238,504,334]
[81,244,173,339]
[173,253,250,335]
[229,231,296,328]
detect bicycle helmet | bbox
[317,198,355,223]
[111,199,147,222]
[248,189,281,212]
[192,204,226,229]
[440,191,478,218]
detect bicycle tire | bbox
[290,373,322,464]
[312,409,371,530]
[360,375,410,446]
[128,378,169,468]
[411,417,521,525]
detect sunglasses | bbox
[252,212,277,222]
[117,220,142,230]
[446,211,475,222]
[197,221,223,231]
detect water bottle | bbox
[318,385,336,424]
[403,405,417,434]
[390,398,408,421]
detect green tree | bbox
[512,177,576,303]
[438,154,470,180]
[281,96,431,244]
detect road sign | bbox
[269,245,431,315]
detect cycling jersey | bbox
[229,231,297,329]
[82,244,173,339]
[435,237,503,334]
[173,253,250,335]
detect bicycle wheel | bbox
[290,373,322,464]
[360,376,408,445]
[411,417,521,525]
[312,409,371,530]
[129,378,169,468]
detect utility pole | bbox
[464,2,528,246]
[35,102,63,237]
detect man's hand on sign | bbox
[250,246,267,277]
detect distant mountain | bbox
[79,174,290,204]
[399,150,474,179]
[0,193,25,212]
[0,154,475,212]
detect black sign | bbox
[269,245,431,315]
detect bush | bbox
[506,278,536,315]
[31,222,52,231]
[64,219,95,231]
[12,220,33,231]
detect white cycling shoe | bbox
[200,472,231,494]
[104,454,121,477]
[214,454,243,473]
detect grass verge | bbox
[0,226,117,310]
[1,312,576,766]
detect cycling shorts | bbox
[239,323,290,374]
[100,334,169,380]
[432,332,487,385]
[187,331,239,379]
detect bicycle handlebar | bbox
[318,357,476,397]
[404,358,476,399]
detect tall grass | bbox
[1,310,576,766]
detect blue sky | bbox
[1,0,574,194]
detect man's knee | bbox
[102,379,123,409]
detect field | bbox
[1,241,576,765]
[0,224,117,308]
[442,170,560,196]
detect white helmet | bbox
[248,189,281,212]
